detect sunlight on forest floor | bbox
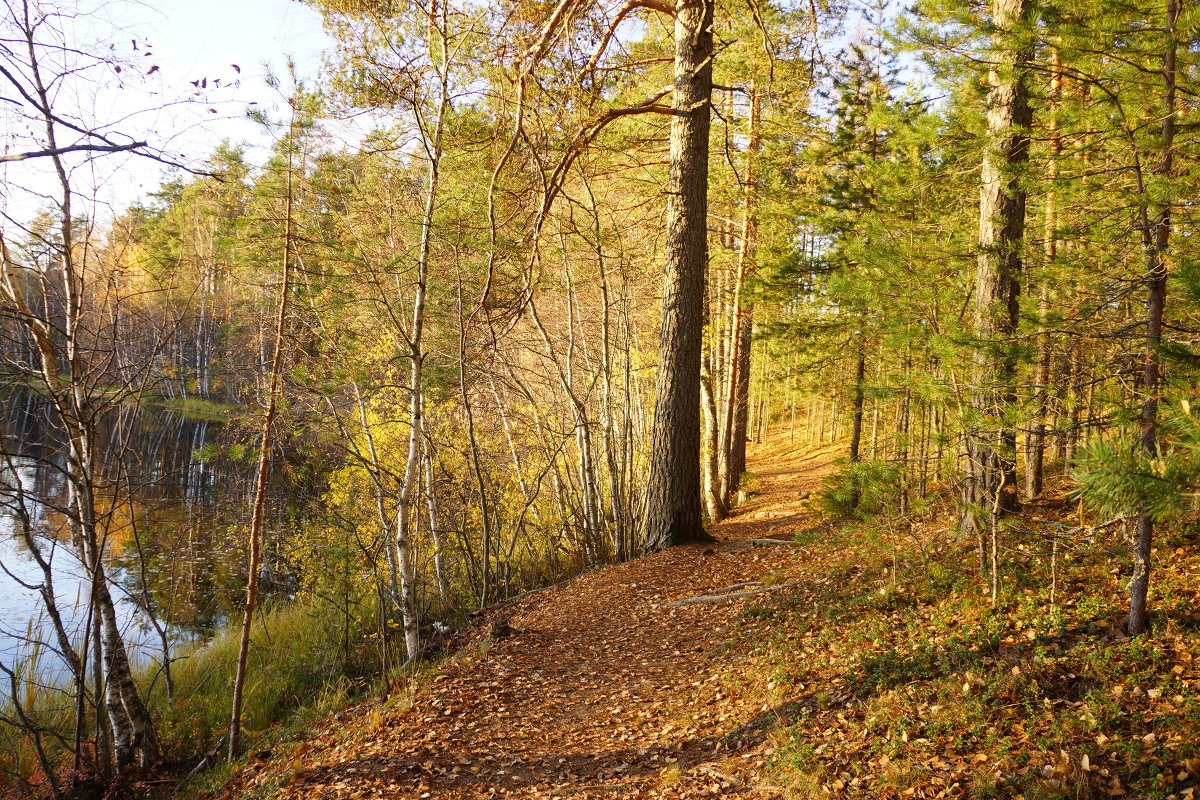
[184,431,1200,800]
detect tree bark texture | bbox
[642,0,715,551]
[848,352,866,512]
[701,365,728,522]
[1129,0,1177,637]
[963,0,1032,532]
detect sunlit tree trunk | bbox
[720,82,759,505]
[963,0,1032,540]
[700,351,727,522]
[642,0,716,550]
[228,105,297,760]
[1129,0,1177,637]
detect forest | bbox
[0,0,1197,796]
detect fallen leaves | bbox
[211,447,835,800]
[211,440,1200,800]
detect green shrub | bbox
[815,459,906,519]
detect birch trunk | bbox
[720,82,759,504]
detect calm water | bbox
[0,393,284,690]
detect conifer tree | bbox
[641,0,717,550]
[962,0,1033,545]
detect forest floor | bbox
[211,438,839,800]
[207,436,1200,800]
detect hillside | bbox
[206,438,1200,800]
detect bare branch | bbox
[0,140,147,162]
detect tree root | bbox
[663,581,802,607]
[725,538,807,550]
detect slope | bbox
[214,439,838,800]
[211,434,1200,800]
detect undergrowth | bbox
[152,600,386,759]
[0,601,397,799]
[740,493,1200,799]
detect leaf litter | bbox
[211,439,1200,799]
[214,444,835,800]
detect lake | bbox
[0,392,294,692]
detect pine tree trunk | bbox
[730,316,752,470]
[848,354,866,464]
[1129,0,1177,637]
[963,0,1032,534]
[229,118,297,759]
[918,401,930,498]
[1062,340,1080,465]
[1025,47,1060,501]
[641,0,715,551]
[898,374,911,515]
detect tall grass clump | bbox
[151,598,384,757]
[0,639,80,797]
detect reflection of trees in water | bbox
[0,392,299,641]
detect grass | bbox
[0,599,396,798]
[151,599,386,759]
[172,641,443,800]
[732,493,1200,799]
[0,637,80,797]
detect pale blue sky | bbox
[0,0,334,225]
[119,0,335,197]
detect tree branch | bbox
[0,140,147,162]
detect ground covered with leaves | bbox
[205,440,1200,800]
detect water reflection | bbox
[0,392,274,688]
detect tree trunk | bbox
[423,451,447,599]
[594,197,628,559]
[0,51,161,768]
[847,352,867,510]
[229,111,297,759]
[701,365,728,522]
[641,0,715,551]
[457,279,495,604]
[391,28,450,657]
[1025,46,1059,501]
[720,82,759,504]
[1129,0,1177,637]
[963,0,1032,535]
[849,353,866,464]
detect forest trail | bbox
[223,438,840,800]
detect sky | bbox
[122,0,333,168]
[0,0,335,226]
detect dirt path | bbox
[225,440,840,800]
